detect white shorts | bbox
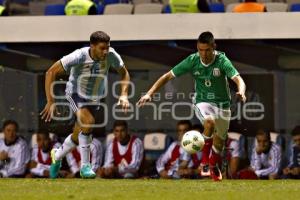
[194,102,231,140]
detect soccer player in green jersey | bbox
[137,31,246,181]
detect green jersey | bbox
[171,51,239,109]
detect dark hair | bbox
[36,129,50,138]
[2,120,19,132]
[192,124,204,132]
[90,31,110,44]
[177,120,192,129]
[256,129,271,141]
[113,120,128,130]
[291,126,300,137]
[198,31,215,44]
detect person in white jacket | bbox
[0,120,30,178]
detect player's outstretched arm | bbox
[40,61,65,122]
[137,71,174,107]
[232,75,246,103]
[116,66,130,113]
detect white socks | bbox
[78,132,92,168]
[55,134,76,161]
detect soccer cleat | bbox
[50,148,62,179]
[210,165,222,181]
[80,164,96,179]
[200,164,211,177]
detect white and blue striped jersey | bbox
[250,143,281,177]
[0,137,30,177]
[61,47,124,100]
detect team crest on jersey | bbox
[213,68,221,77]
[194,71,201,76]
[100,62,106,69]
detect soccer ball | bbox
[181,130,205,154]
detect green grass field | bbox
[0,179,299,200]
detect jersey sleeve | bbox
[250,148,261,171]
[221,56,239,79]
[103,141,114,168]
[60,49,82,73]
[109,48,124,69]
[1,140,30,177]
[31,146,38,162]
[91,139,104,172]
[229,140,241,158]
[156,143,174,173]
[254,145,281,177]
[66,150,80,174]
[171,55,194,77]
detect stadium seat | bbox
[265,2,288,12]
[209,3,225,13]
[132,0,152,4]
[103,3,133,14]
[45,0,66,4]
[163,4,172,13]
[143,132,173,160]
[161,0,170,5]
[226,3,239,12]
[97,4,105,14]
[29,1,47,15]
[103,0,123,5]
[223,0,240,7]
[44,4,65,15]
[31,132,57,147]
[10,0,30,3]
[286,0,300,6]
[270,132,285,149]
[142,132,173,176]
[285,137,292,160]
[257,0,272,3]
[289,3,300,11]
[134,3,163,14]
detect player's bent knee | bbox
[81,127,94,135]
[78,116,95,134]
[204,119,215,129]
[213,137,225,152]
[80,116,95,126]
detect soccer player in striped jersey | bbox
[138,31,246,181]
[250,130,281,179]
[40,31,130,179]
